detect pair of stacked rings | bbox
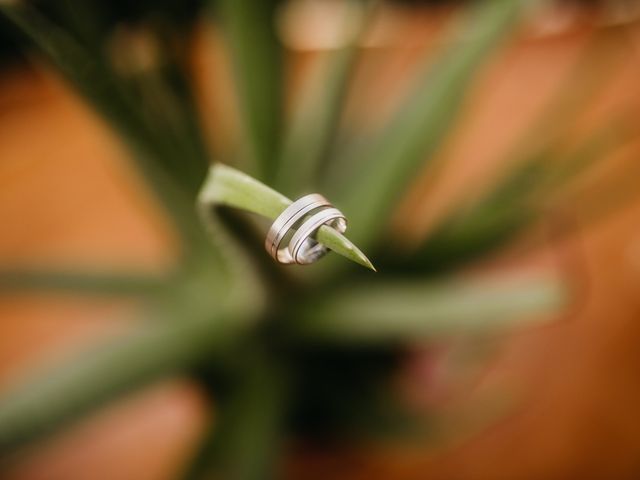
[265,193,347,265]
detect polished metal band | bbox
[265,194,330,264]
[265,194,347,265]
[289,208,347,264]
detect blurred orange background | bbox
[1,4,640,479]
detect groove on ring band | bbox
[265,193,347,265]
[265,193,330,264]
[289,208,347,264]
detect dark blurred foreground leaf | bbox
[184,351,288,480]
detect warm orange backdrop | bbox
[1,11,640,480]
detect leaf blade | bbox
[331,0,525,249]
[274,0,373,195]
[216,0,282,181]
[292,274,565,343]
[199,164,376,270]
[0,269,165,297]
[0,299,247,453]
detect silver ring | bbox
[289,207,347,265]
[265,193,330,264]
[265,194,347,265]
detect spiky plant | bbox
[0,0,633,478]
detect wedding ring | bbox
[265,194,347,265]
[289,208,347,264]
[265,194,331,264]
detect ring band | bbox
[265,194,347,265]
[265,193,330,264]
[289,208,347,265]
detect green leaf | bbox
[330,0,524,248]
[511,30,626,155]
[292,274,565,343]
[274,0,372,195]
[216,0,282,181]
[0,214,263,453]
[400,36,630,272]
[0,269,165,297]
[408,210,532,273]
[403,117,632,272]
[541,119,631,193]
[199,164,376,271]
[556,157,640,229]
[0,295,247,453]
[120,55,211,191]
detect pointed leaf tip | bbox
[351,247,377,272]
[315,225,376,271]
[353,246,377,272]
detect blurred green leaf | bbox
[50,0,111,50]
[274,0,373,195]
[399,36,630,272]
[541,119,632,193]
[332,0,524,248]
[0,210,264,453]
[0,269,165,297]
[557,157,640,228]
[216,0,282,181]
[0,296,246,453]
[123,57,211,189]
[503,31,624,157]
[405,205,533,273]
[199,164,376,271]
[292,274,564,343]
[405,118,632,272]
